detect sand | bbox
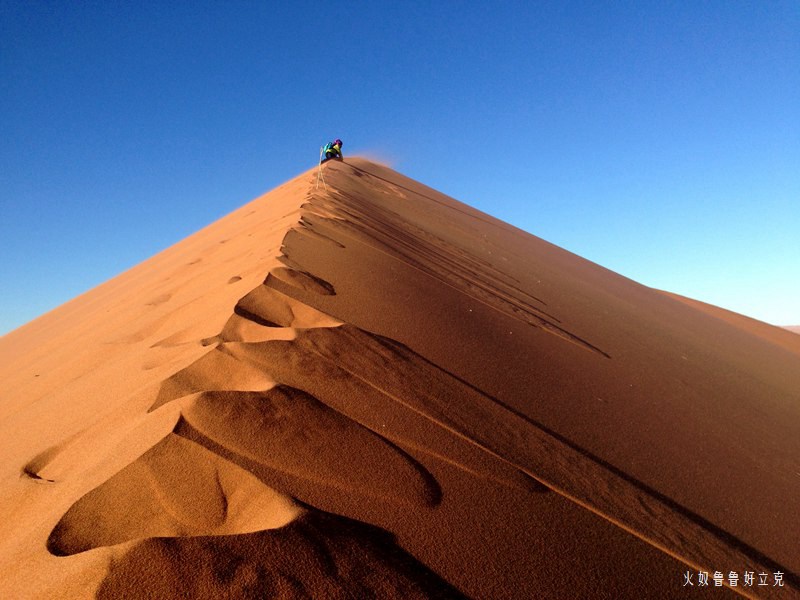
[1,158,797,599]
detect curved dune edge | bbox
[47,433,305,556]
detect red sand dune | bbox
[1,158,798,599]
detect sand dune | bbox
[1,158,797,598]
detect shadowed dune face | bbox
[178,386,443,509]
[1,158,798,599]
[279,159,800,575]
[96,512,469,600]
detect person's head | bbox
[334,139,342,147]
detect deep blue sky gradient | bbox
[2,1,798,334]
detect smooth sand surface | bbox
[1,158,797,599]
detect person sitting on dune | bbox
[323,139,343,161]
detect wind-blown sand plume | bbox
[1,158,798,598]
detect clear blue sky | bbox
[2,1,798,335]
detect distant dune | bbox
[785,325,800,335]
[1,158,797,599]
[661,292,800,357]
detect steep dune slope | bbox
[282,160,799,580]
[1,159,797,599]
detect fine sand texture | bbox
[1,158,798,599]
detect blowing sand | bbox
[1,159,797,598]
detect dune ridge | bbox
[1,159,798,598]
